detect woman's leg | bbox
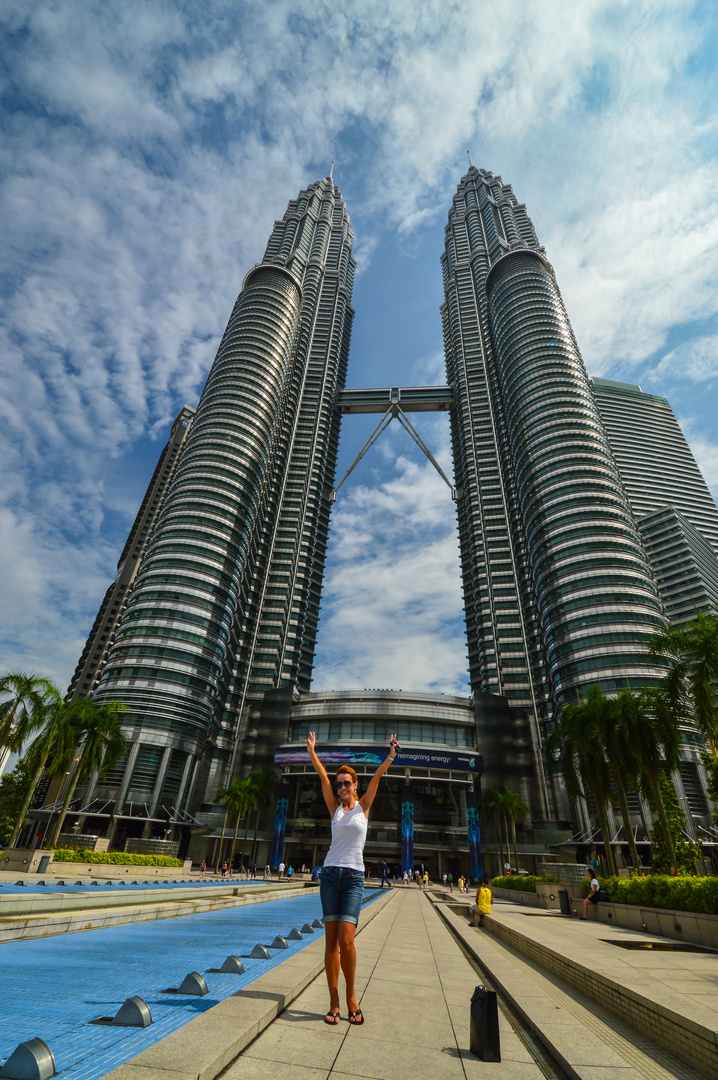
[338,921,359,1014]
[324,921,341,1012]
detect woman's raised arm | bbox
[359,734,400,816]
[305,731,337,817]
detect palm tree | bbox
[484,787,511,872]
[582,686,643,874]
[503,789,529,870]
[238,780,258,869]
[545,695,618,876]
[249,765,279,865]
[650,612,718,748]
[46,700,127,848]
[216,777,244,872]
[619,687,681,869]
[227,778,252,873]
[0,672,57,754]
[7,689,82,847]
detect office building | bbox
[67,405,195,701]
[86,176,356,850]
[442,167,667,820]
[592,378,718,553]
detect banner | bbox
[274,745,483,774]
[466,789,483,883]
[269,785,290,867]
[401,785,414,873]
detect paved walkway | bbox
[221,888,545,1080]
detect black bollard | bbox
[469,985,500,1061]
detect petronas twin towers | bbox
[81,166,677,851]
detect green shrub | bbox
[490,875,550,893]
[52,848,183,867]
[580,874,718,914]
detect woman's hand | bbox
[306,731,316,752]
[388,733,401,759]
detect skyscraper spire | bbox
[329,159,335,179]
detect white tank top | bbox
[324,801,368,872]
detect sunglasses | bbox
[336,780,354,788]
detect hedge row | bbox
[52,848,183,867]
[490,875,550,893]
[581,874,718,915]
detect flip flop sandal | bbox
[324,1010,341,1025]
[348,1009,364,1025]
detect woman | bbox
[306,730,400,1026]
[582,868,600,919]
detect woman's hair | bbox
[335,765,358,784]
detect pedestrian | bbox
[423,870,429,888]
[306,729,400,1026]
[288,865,293,880]
[470,878,492,927]
[252,865,257,878]
[582,868,600,920]
[200,860,206,878]
[448,872,453,892]
[264,864,270,880]
[278,861,285,880]
[457,874,464,893]
[442,872,447,888]
[222,860,228,877]
[380,860,391,889]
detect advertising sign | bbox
[274,745,483,774]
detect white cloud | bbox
[651,334,718,384]
[0,0,717,693]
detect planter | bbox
[568,889,718,949]
[490,887,541,908]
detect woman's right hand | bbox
[305,731,316,752]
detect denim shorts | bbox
[320,866,364,925]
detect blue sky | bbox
[1,1,718,698]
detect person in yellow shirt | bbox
[470,878,492,926]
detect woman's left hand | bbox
[388,733,401,759]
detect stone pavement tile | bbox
[98,1067,198,1080]
[369,964,442,988]
[333,1034,464,1079]
[242,1024,341,1069]
[460,1055,548,1079]
[222,1059,330,1080]
[536,1024,638,1068]
[361,978,445,1002]
[343,1010,455,1048]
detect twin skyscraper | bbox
[68,167,718,860]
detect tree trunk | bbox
[647,766,678,869]
[501,813,510,869]
[215,806,229,873]
[47,767,82,849]
[9,755,48,847]
[250,810,259,866]
[510,816,519,869]
[613,767,642,873]
[0,703,20,752]
[594,791,617,877]
[227,811,242,872]
[241,814,251,869]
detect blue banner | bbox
[270,788,289,867]
[401,788,414,873]
[274,744,483,774]
[466,791,483,882]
